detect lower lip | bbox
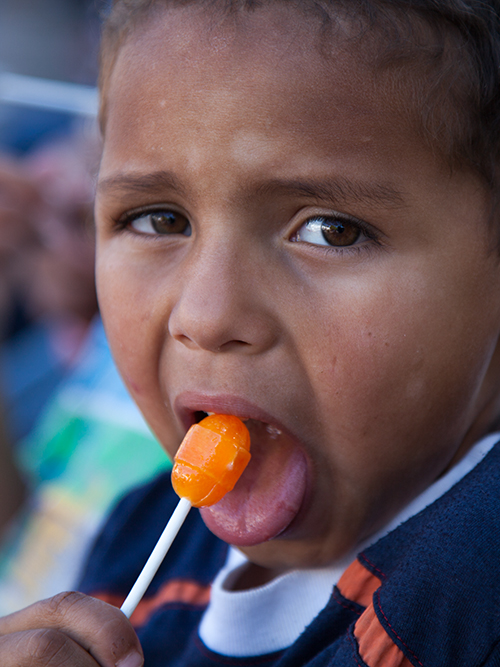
[199,432,309,547]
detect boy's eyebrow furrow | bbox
[97,172,407,209]
[97,171,187,197]
[258,178,408,208]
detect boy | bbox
[1,0,500,664]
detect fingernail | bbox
[116,650,144,667]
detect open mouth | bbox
[173,396,310,546]
[192,410,283,440]
[193,410,210,423]
[195,414,308,547]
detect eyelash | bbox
[114,206,191,238]
[291,213,381,256]
[114,207,382,256]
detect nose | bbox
[168,241,279,354]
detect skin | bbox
[94,4,500,576]
[0,592,143,666]
[2,4,500,664]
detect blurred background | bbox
[0,0,170,615]
[0,0,100,152]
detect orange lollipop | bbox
[172,414,251,507]
[121,414,251,618]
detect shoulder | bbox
[337,440,500,667]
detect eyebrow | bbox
[256,178,408,209]
[97,171,187,198]
[97,170,407,209]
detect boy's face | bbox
[95,4,500,571]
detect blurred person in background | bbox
[0,125,170,615]
[0,0,170,614]
[0,0,101,441]
[0,154,41,339]
[0,127,99,443]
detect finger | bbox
[0,628,102,667]
[0,592,144,667]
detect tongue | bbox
[199,421,308,546]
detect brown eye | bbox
[294,215,363,248]
[150,212,190,234]
[320,219,360,246]
[129,210,191,236]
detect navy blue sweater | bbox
[80,442,500,666]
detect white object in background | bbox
[0,72,98,117]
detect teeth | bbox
[265,424,282,439]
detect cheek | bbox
[308,324,424,444]
[99,287,155,397]
[300,279,490,462]
[96,254,178,446]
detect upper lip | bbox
[174,391,292,436]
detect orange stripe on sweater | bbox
[354,603,414,667]
[337,559,382,608]
[91,578,211,627]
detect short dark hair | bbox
[99,0,500,192]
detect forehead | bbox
[110,3,347,88]
[100,3,434,200]
[106,5,361,124]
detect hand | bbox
[0,592,144,667]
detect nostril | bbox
[216,340,252,352]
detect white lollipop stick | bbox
[120,497,191,618]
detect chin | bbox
[235,535,351,572]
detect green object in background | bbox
[0,318,171,615]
